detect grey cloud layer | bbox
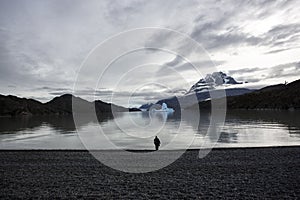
[228,61,300,83]
[0,0,299,105]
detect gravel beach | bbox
[0,147,299,199]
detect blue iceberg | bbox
[153,103,174,113]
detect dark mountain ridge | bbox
[1,79,299,117]
[153,88,253,110]
[187,79,300,110]
[0,94,135,117]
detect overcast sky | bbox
[0,0,300,106]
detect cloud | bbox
[264,46,300,54]
[259,23,300,49]
[227,61,300,84]
[0,0,300,106]
[163,55,183,67]
[34,86,70,92]
[187,1,300,52]
[265,62,300,79]
[228,67,262,75]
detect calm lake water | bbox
[0,110,299,149]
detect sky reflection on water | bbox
[0,110,299,149]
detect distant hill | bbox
[187,79,300,110]
[0,95,54,116]
[0,94,137,117]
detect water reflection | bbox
[0,110,299,149]
[0,114,117,134]
[225,110,300,136]
[218,132,238,143]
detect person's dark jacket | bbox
[154,137,160,146]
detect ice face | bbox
[162,103,168,110]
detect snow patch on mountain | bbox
[187,72,242,94]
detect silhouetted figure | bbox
[154,136,161,151]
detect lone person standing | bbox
[154,136,161,151]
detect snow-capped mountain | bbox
[144,72,253,110]
[188,72,242,94]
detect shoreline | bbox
[0,145,299,152]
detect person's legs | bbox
[155,145,159,150]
